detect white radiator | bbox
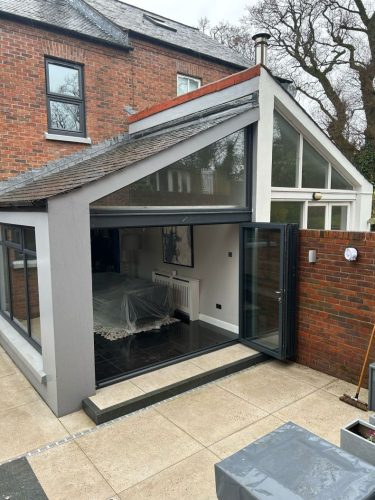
[152,271,200,321]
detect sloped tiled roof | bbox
[0,0,127,47]
[86,0,251,68]
[0,0,251,68]
[0,102,256,207]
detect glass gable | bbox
[331,167,353,190]
[94,129,247,208]
[302,140,328,189]
[271,111,299,187]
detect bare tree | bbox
[246,0,374,179]
[198,17,254,61]
[199,1,375,183]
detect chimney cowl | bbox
[252,32,271,66]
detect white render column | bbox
[47,194,95,416]
[252,69,274,222]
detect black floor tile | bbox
[0,457,47,500]
[95,319,238,384]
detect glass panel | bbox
[8,248,28,333]
[302,140,328,188]
[27,254,41,346]
[189,79,200,91]
[24,227,36,252]
[49,100,81,132]
[307,206,326,229]
[48,63,80,97]
[0,245,11,317]
[94,130,246,208]
[271,112,299,187]
[331,206,348,230]
[271,202,302,225]
[243,227,281,353]
[4,226,21,245]
[177,77,188,96]
[331,168,353,190]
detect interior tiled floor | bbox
[0,345,372,500]
[94,319,238,384]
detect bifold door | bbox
[239,223,298,360]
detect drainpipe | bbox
[252,33,271,66]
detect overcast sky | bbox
[119,0,253,27]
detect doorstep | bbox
[83,344,268,424]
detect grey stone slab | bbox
[215,422,375,500]
[341,419,375,467]
[0,457,47,500]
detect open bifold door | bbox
[239,223,298,360]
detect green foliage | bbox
[353,142,375,186]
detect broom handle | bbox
[355,323,375,399]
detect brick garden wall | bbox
[297,230,375,387]
[0,19,236,180]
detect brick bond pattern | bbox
[0,19,235,180]
[297,230,375,387]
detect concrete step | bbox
[83,344,268,424]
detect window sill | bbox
[44,132,92,144]
[0,316,46,385]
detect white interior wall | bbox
[120,224,239,330]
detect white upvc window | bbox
[177,74,201,96]
[270,108,356,229]
[271,200,351,230]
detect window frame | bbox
[0,225,41,353]
[177,74,202,96]
[271,110,354,191]
[91,126,252,213]
[45,57,86,138]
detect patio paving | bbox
[0,347,372,499]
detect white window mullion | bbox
[297,134,303,188]
[326,203,332,230]
[327,163,332,189]
[302,200,308,228]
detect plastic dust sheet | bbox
[215,422,375,500]
[92,273,178,340]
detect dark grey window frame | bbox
[0,225,41,353]
[90,124,254,228]
[45,57,86,138]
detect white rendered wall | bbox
[123,224,239,331]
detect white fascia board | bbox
[259,68,373,194]
[59,107,259,205]
[129,77,259,134]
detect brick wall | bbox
[297,230,375,387]
[0,19,236,180]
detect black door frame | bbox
[239,222,298,360]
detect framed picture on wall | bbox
[162,225,194,268]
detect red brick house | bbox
[0,0,249,180]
